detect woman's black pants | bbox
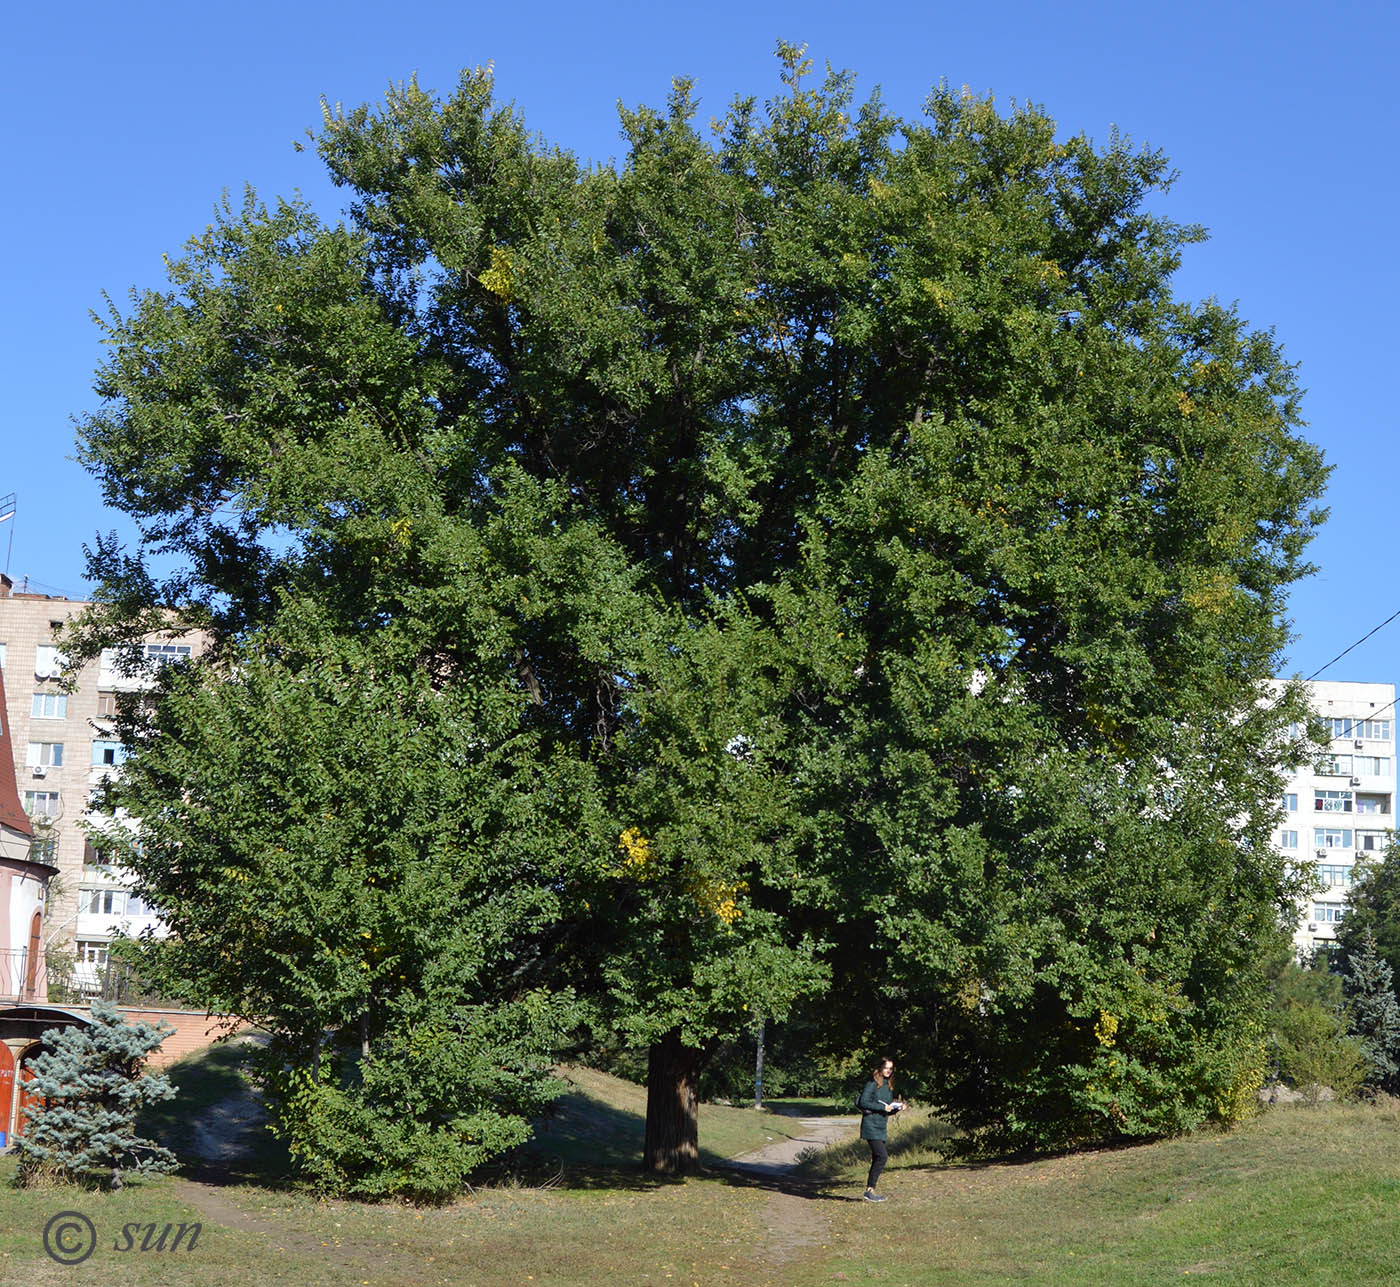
[866,1139,888,1190]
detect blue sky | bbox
[2,0,1396,684]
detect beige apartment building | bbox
[0,576,202,989]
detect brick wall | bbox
[111,1008,252,1068]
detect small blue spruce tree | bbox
[1340,931,1400,1093]
[16,1000,178,1187]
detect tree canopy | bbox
[74,44,1327,1183]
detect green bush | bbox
[260,993,573,1202]
[1274,1002,1368,1105]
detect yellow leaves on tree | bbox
[478,246,517,302]
[617,827,658,881]
[616,827,746,924]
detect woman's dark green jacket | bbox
[858,1079,898,1141]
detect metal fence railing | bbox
[0,947,43,1002]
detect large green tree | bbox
[74,45,1326,1177]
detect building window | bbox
[76,940,109,966]
[1316,754,1352,776]
[1314,789,1353,813]
[1354,757,1392,778]
[127,892,154,917]
[1355,720,1393,741]
[1282,793,1298,812]
[25,742,63,768]
[28,837,57,863]
[34,644,68,678]
[145,643,192,667]
[82,840,113,873]
[23,790,60,818]
[1317,863,1354,887]
[0,642,7,667]
[1312,903,1346,924]
[1315,828,1353,849]
[1323,717,1354,739]
[96,692,118,718]
[90,741,131,767]
[1279,830,1299,849]
[30,692,68,719]
[81,889,127,917]
[1358,830,1389,854]
[1356,795,1391,816]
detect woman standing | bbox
[857,1056,906,1202]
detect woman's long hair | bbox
[872,1057,895,1091]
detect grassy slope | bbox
[528,1064,820,1169]
[8,1053,1400,1285]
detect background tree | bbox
[1337,844,1400,991]
[17,1002,176,1187]
[72,45,1327,1175]
[1338,931,1400,1093]
[1266,956,1368,1106]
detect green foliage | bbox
[70,44,1326,1171]
[87,634,586,1199]
[1338,932,1400,1091]
[261,997,569,1202]
[1338,844,1400,992]
[1267,957,1367,1105]
[16,1001,177,1186]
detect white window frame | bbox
[81,889,128,917]
[1314,789,1353,814]
[26,742,64,768]
[1315,828,1353,849]
[23,790,60,817]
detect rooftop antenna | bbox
[0,493,14,575]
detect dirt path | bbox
[722,1115,860,1264]
[724,1114,857,1177]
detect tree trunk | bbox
[643,1031,713,1174]
[753,1016,765,1109]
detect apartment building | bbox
[1278,679,1397,957]
[0,576,201,990]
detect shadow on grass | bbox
[761,1098,848,1117]
[136,1037,297,1193]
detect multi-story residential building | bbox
[1278,679,1397,957]
[0,576,201,990]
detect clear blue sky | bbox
[2,0,1396,684]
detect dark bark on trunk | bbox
[753,1016,765,1109]
[642,1030,715,1174]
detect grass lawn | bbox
[6,1054,1400,1284]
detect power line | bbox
[1302,606,1400,685]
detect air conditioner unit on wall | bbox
[31,764,46,777]
[1308,923,1318,932]
[1356,740,1366,748]
[1351,777,1363,786]
[1316,849,1327,859]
